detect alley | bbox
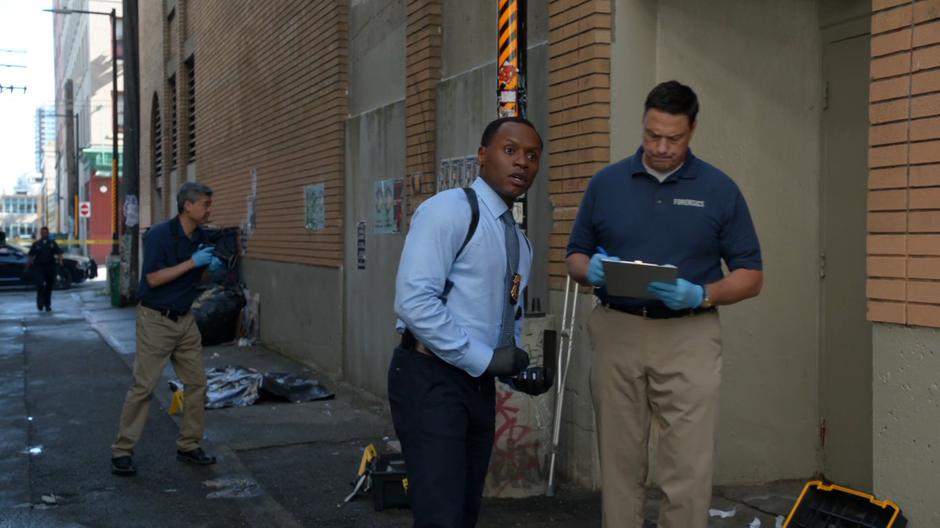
[0,282,802,527]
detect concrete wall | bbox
[873,325,940,526]
[344,102,406,395]
[242,259,344,378]
[343,0,406,395]
[605,0,824,485]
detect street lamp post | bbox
[45,7,119,256]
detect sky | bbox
[0,0,54,194]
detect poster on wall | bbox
[304,183,326,231]
[437,159,450,192]
[374,178,403,234]
[463,155,479,186]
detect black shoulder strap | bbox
[454,187,479,262]
[439,187,480,304]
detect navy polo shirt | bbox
[137,216,207,312]
[567,147,762,307]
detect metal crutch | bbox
[546,275,579,496]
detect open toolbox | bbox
[784,480,907,528]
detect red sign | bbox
[79,201,91,218]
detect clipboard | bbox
[601,259,678,300]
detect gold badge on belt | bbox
[510,273,521,305]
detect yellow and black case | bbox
[784,480,907,528]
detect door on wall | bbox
[819,11,872,489]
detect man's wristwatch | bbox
[700,286,713,309]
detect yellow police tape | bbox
[8,238,116,245]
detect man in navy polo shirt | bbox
[566,81,763,528]
[110,182,223,476]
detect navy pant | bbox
[34,265,56,309]
[388,346,495,528]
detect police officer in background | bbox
[27,227,63,311]
[566,81,763,528]
[391,116,551,527]
[110,182,223,476]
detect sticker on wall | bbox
[357,221,366,270]
[438,156,478,192]
[374,178,403,234]
[304,183,326,231]
[124,195,139,227]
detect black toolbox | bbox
[784,480,907,528]
[370,453,409,511]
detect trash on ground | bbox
[40,494,56,505]
[708,507,736,519]
[203,477,261,499]
[171,365,334,409]
[748,517,761,528]
[775,515,785,528]
[192,285,246,346]
[21,445,43,455]
[237,288,260,345]
[261,372,334,402]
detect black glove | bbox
[507,366,554,396]
[484,345,530,377]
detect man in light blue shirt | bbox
[390,116,548,527]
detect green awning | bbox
[82,146,123,177]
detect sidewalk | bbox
[74,286,804,527]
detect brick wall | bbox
[547,0,611,288]
[405,0,442,215]
[137,1,350,266]
[868,0,940,326]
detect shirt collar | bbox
[170,215,202,243]
[471,177,511,220]
[629,146,699,180]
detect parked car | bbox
[0,244,96,289]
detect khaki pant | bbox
[112,305,207,457]
[589,305,722,528]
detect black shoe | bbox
[44,306,51,312]
[111,456,137,476]
[176,447,216,466]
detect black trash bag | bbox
[260,373,335,402]
[172,366,263,409]
[192,285,247,346]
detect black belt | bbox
[604,303,716,319]
[140,302,189,322]
[400,330,434,357]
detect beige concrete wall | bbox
[608,0,824,484]
[873,325,940,526]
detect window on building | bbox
[186,57,195,162]
[152,94,163,177]
[170,75,178,170]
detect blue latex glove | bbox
[647,279,704,310]
[208,256,224,272]
[192,246,215,267]
[588,253,619,287]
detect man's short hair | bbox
[480,116,543,149]
[177,182,213,213]
[40,226,49,232]
[644,80,699,124]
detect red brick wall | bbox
[140,1,349,266]
[547,0,611,288]
[405,0,443,215]
[868,0,940,326]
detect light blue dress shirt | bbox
[395,177,532,377]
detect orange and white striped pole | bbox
[497,0,526,118]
